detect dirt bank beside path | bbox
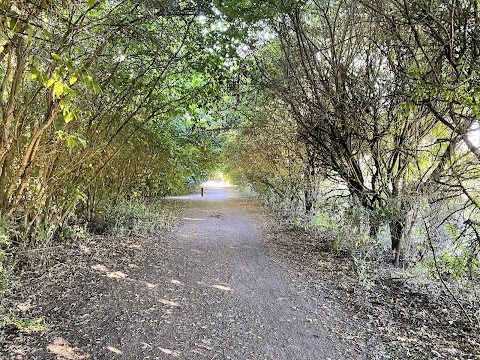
[3,185,369,359]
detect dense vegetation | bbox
[226,0,480,320]
[1,0,480,325]
[0,0,237,250]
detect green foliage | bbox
[236,184,258,198]
[0,0,239,249]
[1,312,46,334]
[61,224,88,241]
[0,220,16,295]
[214,0,307,24]
[427,248,479,280]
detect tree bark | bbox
[390,217,405,267]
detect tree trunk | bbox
[390,218,405,267]
[303,148,317,214]
[304,184,314,214]
[369,220,379,239]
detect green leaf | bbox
[42,29,53,40]
[78,138,87,149]
[8,17,20,32]
[88,0,95,8]
[62,85,73,95]
[51,53,62,62]
[66,136,77,148]
[27,26,35,45]
[92,82,101,94]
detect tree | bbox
[0,0,234,246]
[233,0,479,265]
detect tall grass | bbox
[89,198,179,236]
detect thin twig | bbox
[423,219,473,323]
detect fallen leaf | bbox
[126,244,142,249]
[91,264,108,272]
[16,301,33,312]
[144,282,157,289]
[159,347,179,356]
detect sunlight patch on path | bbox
[106,271,128,279]
[211,284,233,291]
[47,338,88,359]
[201,179,232,188]
[91,264,159,290]
[159,347,180,356]
[91,264,128,280]
[143,282,157,289]
[91,264,108,272]
[106,346,123,355]
[158,298,181,307]
[189,248,204,254]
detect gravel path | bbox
[4,184,360,359]
[146,184,349,359]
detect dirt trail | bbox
[4,183,362,359]
[153,184,349,359]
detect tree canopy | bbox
[0,0,242,244]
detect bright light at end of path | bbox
[467,122,480,148]
[201,179,232,188]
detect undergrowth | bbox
[0,219,16,296]
[1,196,180,349]
[88,197,178,236]
[285,197,480,325]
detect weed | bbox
[1,311,46,335]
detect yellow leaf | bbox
[69,75,78,85]
[64,112,74,123]
[54,82,64,97]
